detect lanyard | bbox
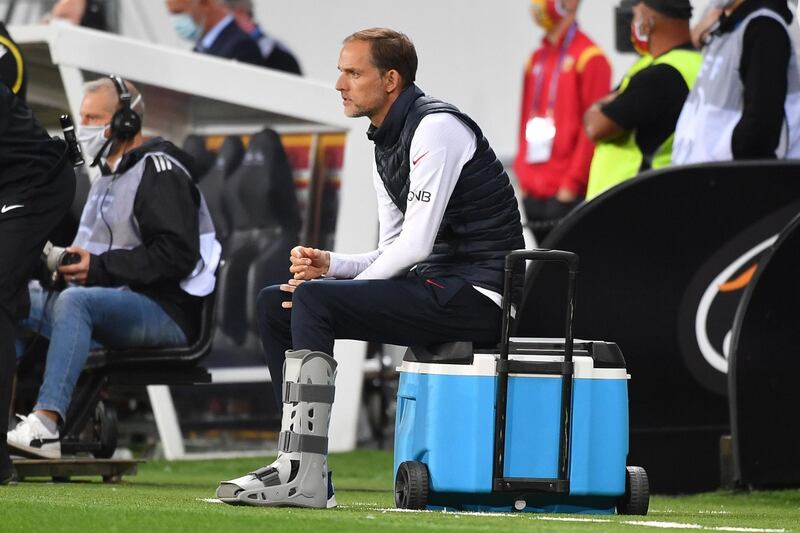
[530,23,577,117]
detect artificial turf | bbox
[1,450,798,532]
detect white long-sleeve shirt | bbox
[327,112,502,307]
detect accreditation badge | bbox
[525,116,556,164]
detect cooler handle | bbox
[499,249,579,364]
[493,248,579,492]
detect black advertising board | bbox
[515,161,800,493]
[729,213,800,489]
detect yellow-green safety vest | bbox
[586,49,701,200]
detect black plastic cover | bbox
[402,339,626,368]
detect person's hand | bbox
[555,187,577,203]
[289,246,330,280]
[279,278,306,309]
[57,246,91,285]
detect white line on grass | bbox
[211,502,785,532]
[622,522,703,529]
[378,508,521,518]
[706,526,786,533]
[621,521,785,532]
[535,517,613,523]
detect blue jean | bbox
[18,283,187,422]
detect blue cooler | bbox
[392,250,649,514]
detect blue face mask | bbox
[172,13,202,42]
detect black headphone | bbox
[108,75,141,140]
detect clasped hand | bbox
[280,246,330,309]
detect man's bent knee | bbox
[291,280,325,308]
[257,284,286,321]
[52,287,91,317]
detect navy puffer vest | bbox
[367,85,524,293]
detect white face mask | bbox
[172,13,202,42]
[633,18,650,43]
[77,124,111,162]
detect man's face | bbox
[79,88,116,127]
[335,40,392,121]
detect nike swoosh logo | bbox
[1,204,23,214]
[412,152,429,166]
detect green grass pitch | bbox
[1,450,798,532]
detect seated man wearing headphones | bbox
[6,76,221,459]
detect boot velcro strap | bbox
[278,430,328,455]
[251,466,278,481]
[283,382,335,404]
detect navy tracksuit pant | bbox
[256,274,501,407]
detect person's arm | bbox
[85,158,201,287]
[562,51,611,198]
[583,92,625,142]
[355,113,477,280]
[732,17,791,159]
[585,64,686,143]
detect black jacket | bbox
[0,84,65,193]
[0,22,26,102]
[197,18,262,67]
[86,138,203,341]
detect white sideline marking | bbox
[231,504,786,532]
[378,508,520,517]
[536,517,612,523]
[199,498,223,504]
[621,521,785,532]
[623,522,703,529]
[706,526,786,533]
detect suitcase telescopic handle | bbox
[499,249,579,364]
[493,248,580,493]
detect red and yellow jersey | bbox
[513,27,611,199]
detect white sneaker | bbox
[7,414,61,459]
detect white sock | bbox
[32,412,58,435]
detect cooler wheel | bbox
[617,465,650,515]
[395,461,429,510]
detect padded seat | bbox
[61,291,217,458]
[182,134,216,182]
[198,136,245,242]
[222,128,301,234]
[214,128,301,346]
[84,291,216,369]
